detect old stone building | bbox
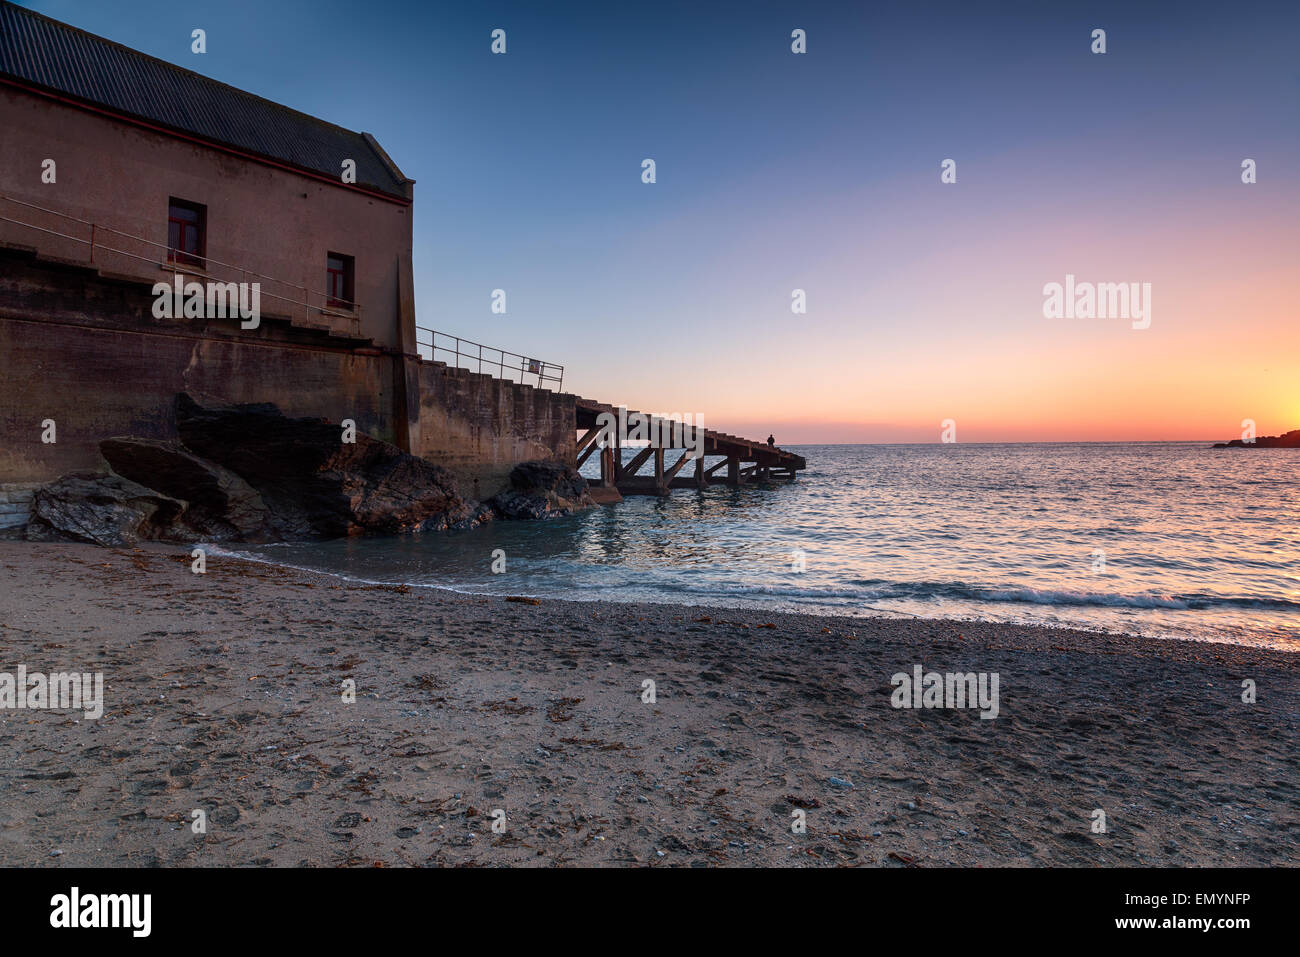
[0,0,416,346]
[0,1,574,525]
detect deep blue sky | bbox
[19,1,1300,440]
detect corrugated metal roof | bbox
[0,1,410,200]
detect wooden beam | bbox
[575,426,602,456]
[664,451,693,483]
[619,446,655,479]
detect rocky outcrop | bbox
[490,461,595,519]
[174,394,490,537]
[1215,429,1300,449]
[23,396,595,546]
[26,471,185,547]
[100,437,276,542]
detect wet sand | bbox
[0,541,1295,867]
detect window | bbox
[326,253,355,309]
[167,198,206,268]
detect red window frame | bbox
[326,253,354,309]
[167,198,206,268]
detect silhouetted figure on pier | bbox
[767,434,776,448]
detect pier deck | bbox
[574,397,806,498]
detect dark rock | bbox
[490,461,595,520]
[174,393,486,538]
[25,471,185,547]
[1214,429,1300,449]
[490,489,549,520]
[99,437,276,542]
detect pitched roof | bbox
[0,1,410,200]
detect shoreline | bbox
[1,541,1296,867]
[201,540,1300,654]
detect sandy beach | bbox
[0,541,1295,868]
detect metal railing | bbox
[415,326,564,391]
[0,193,361,333]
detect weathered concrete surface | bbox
[0,483,38,531]
[0,255,582,504]
[586,486,623,506]
[0,253,398,485]
[416,362,576,500]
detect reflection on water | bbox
[219,443,1300,650]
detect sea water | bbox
[218,442,1300,650]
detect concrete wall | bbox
[0,252,399,484]
[0,484,37,531]
[417,362,576,500]
[1,254,578,508]
[0,85,413,348]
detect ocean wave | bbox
[658,578,1300,612]
[199,544,484,596]
[212,542,1300,615]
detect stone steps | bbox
[0,483,38,530]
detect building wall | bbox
[0,84,412,349]
[0,253,399,485]
[417,363,577,500]
[0,84,579,513]
[0,255,578,509]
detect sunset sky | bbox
[25,0,1300,442]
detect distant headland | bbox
[1214,429,1300,448]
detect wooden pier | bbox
[574,398,806,499]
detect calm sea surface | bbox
[217,443,1300,650]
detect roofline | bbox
[2,1,404,163]
[362,132,415,197]
[0,73,412,206]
